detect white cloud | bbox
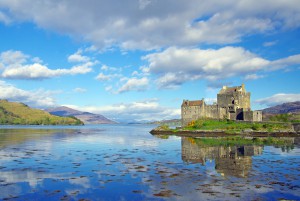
[66,99,180,122]
[117,77,149,93]
[68,50,90,63]
[73,87,87,93]
[0,50,94,79]
[263,40,277,47]
[95,72,121,81]
[143,46,300,88]
[0,80,57,107]
[255,93,300,106]
[0,10,11,24]
[143,46,269,88]
[104,85,113,92]
[244,73,265,80]
[100,64,118,71]
[101,65,109,71]
[84,45,98,52]
[95,73,111,81]
[0,50,28,65]
[271,54,300,69]
[1,0,299,50]
[31,57,43,64]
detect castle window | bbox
[232,100,235,104]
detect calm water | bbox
[0,124,299,201]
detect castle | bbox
[181,84,262,126]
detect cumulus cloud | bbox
[68,50,90,63]
[95,72,121,81]
[142,46,300,88]
[143,46,268,88]
[117,77,149,93]
[0,0,299,50]
[66,99,180,122]
[95,73,111,81]
[255,93,300,106]
[0,50,94,79]
[0,50,28,65]
[0,80,57,107]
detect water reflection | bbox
[0,126,299,201]
[0,128,81,148]
[182,137,264,178]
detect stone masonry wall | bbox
[243,110,262,122]
[181,105,203,126]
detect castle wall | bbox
[253,111,262,122]
[203,105,226,119]
[217,92,251,110]
[243,110,262,122]
[181,105,203,126]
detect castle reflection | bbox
[181,137,263,178]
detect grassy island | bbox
[183,119,293,133]
[157,119,293,133]
[150,118,299,137]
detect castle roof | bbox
[182,100,204,107]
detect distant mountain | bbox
[0,100,83,125]
[46,106,116,124]
[262,101,300,114]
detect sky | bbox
[0,0,299,122]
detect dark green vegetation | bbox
[0,100,83,125]
[188,137,294,147]
[157,118,293,134]
[184,119,292,133]
[267,113,300,123]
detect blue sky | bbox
[0,0,299,122]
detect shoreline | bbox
[150,129,300,138]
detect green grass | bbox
[183,118,292,133]
[0,100,83,125]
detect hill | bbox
[0,100,83,125]
[262,101,300,122]
[46,106,116,124]
[262,101,300,114]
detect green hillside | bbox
[0,100,83,125]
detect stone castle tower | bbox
[181,84,262,126]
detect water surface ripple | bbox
[0,125,299,201]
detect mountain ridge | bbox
[262,101,300,114]
[46,106,116,124]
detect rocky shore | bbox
[150,128,300,138]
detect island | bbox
[150,84,300,137]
